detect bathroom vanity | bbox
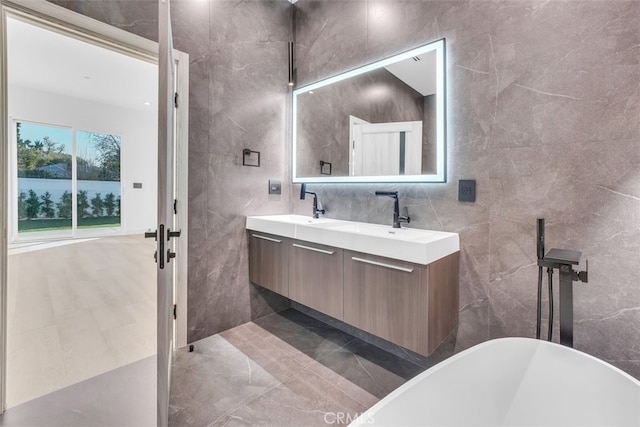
[246,214,460,356]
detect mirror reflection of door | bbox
[293,39,445,182]
[350,119,422,176]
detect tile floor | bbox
[0,356,155,427]
[7,235,156,407]
[169,309,428,426]
[1,307,447,426]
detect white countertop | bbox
[246,214,459,265]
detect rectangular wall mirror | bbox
[292,38,446,183]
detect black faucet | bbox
[300,183,325,219]
[375,191,410,228]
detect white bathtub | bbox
[351,338,640,426]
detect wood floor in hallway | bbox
[6,234,156,408]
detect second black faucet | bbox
[375,191,410,228]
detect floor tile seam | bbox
[176,345,253,362]
[207,378,284,425]
[210,374,337,426]
[310,339,425,395]
[342,336,426,372]
[255,335,326,369]
[259,334,305,358]
[312,340,354,366]
[217,333,267,350]
[299,366,371,412]
[249,327,326,362]
[341,335,359,349]
[306,365,379,410]
[383,350,425,372]
[172,351,287,388]
[168,372,283,425]
[259,353,310,383]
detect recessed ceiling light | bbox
[83,76,91,80]
[143,101,152,106]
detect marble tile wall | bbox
[48,0,640,380]
[292,0,640,379]
[180,0,293,342]
[47,0,294,342]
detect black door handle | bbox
[145,227,165,268]
[167,229,181,240]
[159,224,165,269]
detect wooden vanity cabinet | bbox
[289,240,344,320]
[248,232,290,297]
[247,228,460,357]
[343,250,459,356]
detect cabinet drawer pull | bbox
[293,243,335,255]
[252,234,282,243]
[351,257,414,273]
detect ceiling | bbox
[7,17,157,112]
[385,49,437,97]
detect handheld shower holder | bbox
[536,219,589,348]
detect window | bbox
[76,130,121,230]
[14,120,121,239]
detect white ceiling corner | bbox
[7,17,158,112]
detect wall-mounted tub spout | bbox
[535,218,589,348]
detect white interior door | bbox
[156,0,176,425]
[350,121,423,176]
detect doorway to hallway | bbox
[4,13,159,409]
[1,3,190,423]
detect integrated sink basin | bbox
[326,223,439,239]
[245,214,339,239]
[246,214,459,265]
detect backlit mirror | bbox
[293,38,446,183]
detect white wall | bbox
[9,85,157,236]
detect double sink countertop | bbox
[246,214,459,265]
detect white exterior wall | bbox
[17,178,121,210]
[9,85,157,236]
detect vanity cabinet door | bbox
[343,250,427,354]
[289,240,344,320]
[248,232,289,297]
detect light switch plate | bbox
[269,180,281,195]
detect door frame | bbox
[0,0,189,411]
